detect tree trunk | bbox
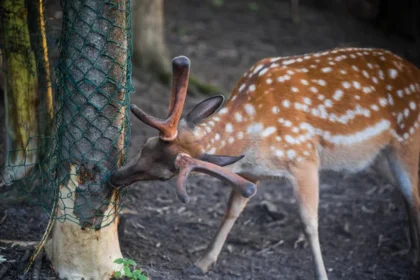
[1,0,39,182]
[132,0,171,83]
[26,0,54,163]
[44,0,131,279]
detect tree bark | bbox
[26,0,54,163]
[132,0,171,83]
[1,0,39,182]
[44,0,131,278]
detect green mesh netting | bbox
[0,0,134,229]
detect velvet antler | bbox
[174,153,257,203]
[131,56,190,141]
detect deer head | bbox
[110,56,257,203]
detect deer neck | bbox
[190,110,288,180]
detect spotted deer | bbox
[111,48,420,280]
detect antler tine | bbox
[168,56,190,116]
[130,56,190,141]
[130,104,168,134]
[174,153,257,204]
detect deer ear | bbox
[200,154,245,167]
[185,95,224,127]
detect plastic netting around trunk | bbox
[0,0,133,229]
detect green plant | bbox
[248,2,259,11]
[212,0,224,7]
[113,258,148,280]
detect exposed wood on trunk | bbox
[45,166,123,280]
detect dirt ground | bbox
[1,0,420,279]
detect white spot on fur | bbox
[283,100,291,108]
[244,104,256,116]
[318,79,327,86]
[275,150,284,158]
[272,106,280,114]
[342,81,351,89]
[321,67,332,73]
[246,123,263,134]
[282,59,296,65]
[389,69,398,79]
[404,108,410,118]
[362,70,369,78]
[219,108,228,115]
[387,94,394,106]
[371,104,379,111]
[235,112,243,122]
[259,68,269,76]
[310,87,318,93]
[287,150,296,159]
[262,127,276,137]
[379,98,387,107]
[324,99,333,108]
[378,70,385,80]
[353,81,361,89]
[333,89,344,100]
[284,120,292,127]
[226,123,234,133]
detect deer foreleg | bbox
[194,189,250,273]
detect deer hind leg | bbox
[193,189,250,273]
[387,140,420,263]
[291,161,328,280]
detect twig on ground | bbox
[0,210,7,224]
[0,240,38,247]
[294,233,307,249]
[119,208,139,216]
[188,245,207,254]
[256,240,284,255]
